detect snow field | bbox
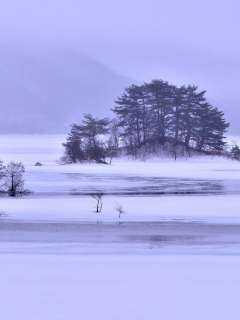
[0,193,240,223]
[0,134,240,320]
[1,254,240,320]
[0,134,239,223]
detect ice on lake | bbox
[0,134,240,320]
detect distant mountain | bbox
[0,46,135,133]
[0,46,238,135]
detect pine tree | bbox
[181,85,207,150]
[145,80,173,141]
[169,85,187,143]
[112,80,230,156]
[66,114,110,163]
[231,145,240,160]
[112,85,151,151]
[75,114,110,148]
[62,124,84,163]
[61,79,230,163]
[193,104,229,151]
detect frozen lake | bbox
[0,134,240,320]
[1,220,240,255]
[23,171,240,195]
[0,134,240,235]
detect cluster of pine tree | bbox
[61,79,230,164]
[112,80,229,155]
[59,114,110,164]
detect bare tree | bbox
[2,162,31,196]
[91,190,104,213]
[114,202,125,218]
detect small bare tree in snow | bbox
[91,190,104,213]
[2,162,31,196]
[114,202,125,218]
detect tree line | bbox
[61,79,230,164]
[113,80,229,153]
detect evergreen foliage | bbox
[112,80,229,154]
[61,114,110,164]
[62,79,230,164]
[231,145,240,160]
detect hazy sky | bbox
[0,0,239,101]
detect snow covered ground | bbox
[1,254,240,320]
[0,134,240,320]
[0,134,240,223]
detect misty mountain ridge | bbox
[0,45,238,135]
[0,46,134,133]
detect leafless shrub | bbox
[2,162,32,197]
[114,202,125,218]
[91,190,104,213]
[136,145,153,162]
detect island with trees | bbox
[60,79,231,164]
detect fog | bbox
[0,46,133,133]
[0,0,239,134]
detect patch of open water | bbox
[25,172,240,196]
